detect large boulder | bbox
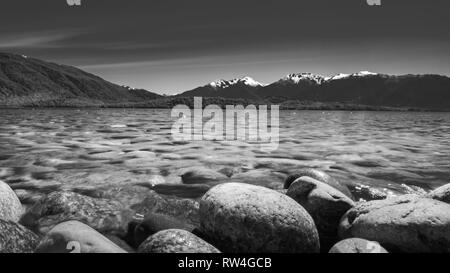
[132,213,196,248]
[181,167,228,184]
[35,221,127,253]
[0,180,23,222]
[20,191,134,236]
[329,238,388,253]
[199,183,320,253]
[427,183,450,204]
[287,177,354,250]
[284,169,353,199]
[0,219,39,253]
[138,229,220,253]
[339,195,450,253]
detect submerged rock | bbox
[0,180,23,222]
[20,191,133,236]
[181,167,228,184]
[427,183,450,204]
[131,191,200,227]
[133,213,196,248]
[36,221,127,253]
[284,169,353,199]
[339,195,450,253]
[349,184,390,201]
[138,229,220,253]
[287,177,354,250]
[199,183,320,253]
[0,219,39,253]
[329,238,388,253]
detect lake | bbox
[1,109,449,203]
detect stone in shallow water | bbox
[287,177,355,251]
[339,195,450,253]
[0,219,39,253]
[35,221,127,253]
[138,229,220,253]
[348,184,390,201]
[0,180,23,222]
[199,183,320,253]
[181,167,228,184]
[131,191,200,227]
[152,183,212,199]
[329,238,388,253]
[20,191,134,236]
[427,183,450,204]
[284,168,353,199]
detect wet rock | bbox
[399,184,428,196]
[427,183,450,204]
[339,195,450,253]
[181,167,228,184]
[133,213,196,248]
[0,180,23,222]
[152,183,212,199]
[349,185,390,201]
[218,167,241,178]
[35,221,127,253]
[133,196,199,227]
[329,238,388,253]
[20,191,134,236]
[0,219,39,253]
[284,168,353,199]
[200,183,320,253]
[138,229,220,253]
[287,177,354,251]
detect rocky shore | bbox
[1,169,449,253]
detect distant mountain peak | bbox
[281,73,327,85]
[209,76,264,89]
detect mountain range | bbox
[179,72,450,109]
[1,52,449,110]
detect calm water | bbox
[1,109,449,202]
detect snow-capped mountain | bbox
[179,76,265,99]
[280,73,327,85]
[326,71,378,81]
[209,76,265,89]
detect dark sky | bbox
[0,0,449,94]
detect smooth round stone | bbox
[0,219,39,253]
[284,168,353,199]
[20,191,133,236]
[0,180,23,222]
[427,183,450,204]
[133,213,196,247]
[35,221,127,253]
[199,183,320,253]
[138,229,220,253]
[181,167,228,184]
[329,238,388,253]
[339,195,450,253]
[287,177,354,250]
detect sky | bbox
[0,0,449,94]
